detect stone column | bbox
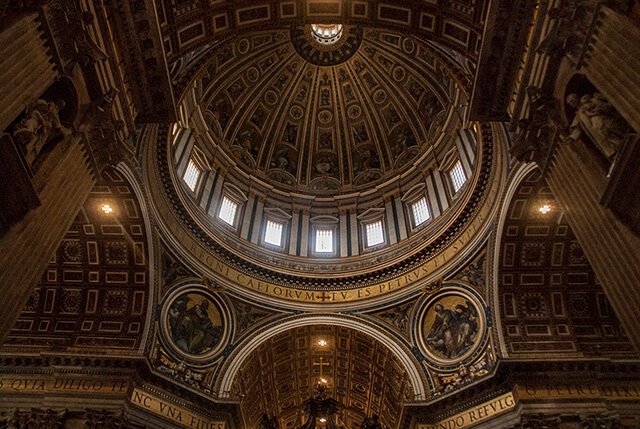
[546,140,640,351]
[0,135,95,342]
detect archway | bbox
[217,315,426,426]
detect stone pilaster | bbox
[0,134,95,342]
[581,6,640,134]
[546,140,640,352]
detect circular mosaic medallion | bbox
[62,240,83,263]
[246,67,260,82]
[415,285,487,367]
[392,66,406,82]
[347,105,362,120]
[264,90,279,106]
[160,284,232,365]
[373,89,387,105]
[318,110,333,124]
[289,105,304,120]
[237,39,250,55]
[402,38,416,54]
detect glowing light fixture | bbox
[101,204,113,214]
[318,339,328,347]
[539,204,551,214]
[319,418,327,423]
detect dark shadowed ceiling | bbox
[159,0,488,65]
[4,168,150,354]
[498,169,635,357]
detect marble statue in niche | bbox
[566,91,630,159]
[13,98,69,167]
[425,297,479,360]
[168,293,223,355]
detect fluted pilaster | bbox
[582,6,640,133]
[0,135,95,342]
[546,140,640,351]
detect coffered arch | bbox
[491,166,635,358]
[216,314,426,402]
[2,166,156,356]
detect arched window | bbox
[310,216,339,256]
[261,208,291,250]
[411,197,431,227]
[218,195,238,226]
[216,183,248,230]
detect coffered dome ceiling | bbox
[195,26,457,193]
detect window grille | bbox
[365,220,384,247]
[411,197,431,226]
[218,196,238,226]
[264,219,284,246]
[315,229,333,253]
[183,159,201,192]
[449,160,467,193]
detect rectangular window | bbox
[411,197,431,226]
[365,220,384,247]
[264,219,284,247]
[315,229,333,253]
[183,158,201,192]
[218,196,238,226]
[449,160,467,193]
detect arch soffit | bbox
[216,314,427,400]
[116,163,161,355]
[486,161,540,358]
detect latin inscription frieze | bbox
[130,388,226,429]
[158,198,491,304]
[0,376,129,394]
